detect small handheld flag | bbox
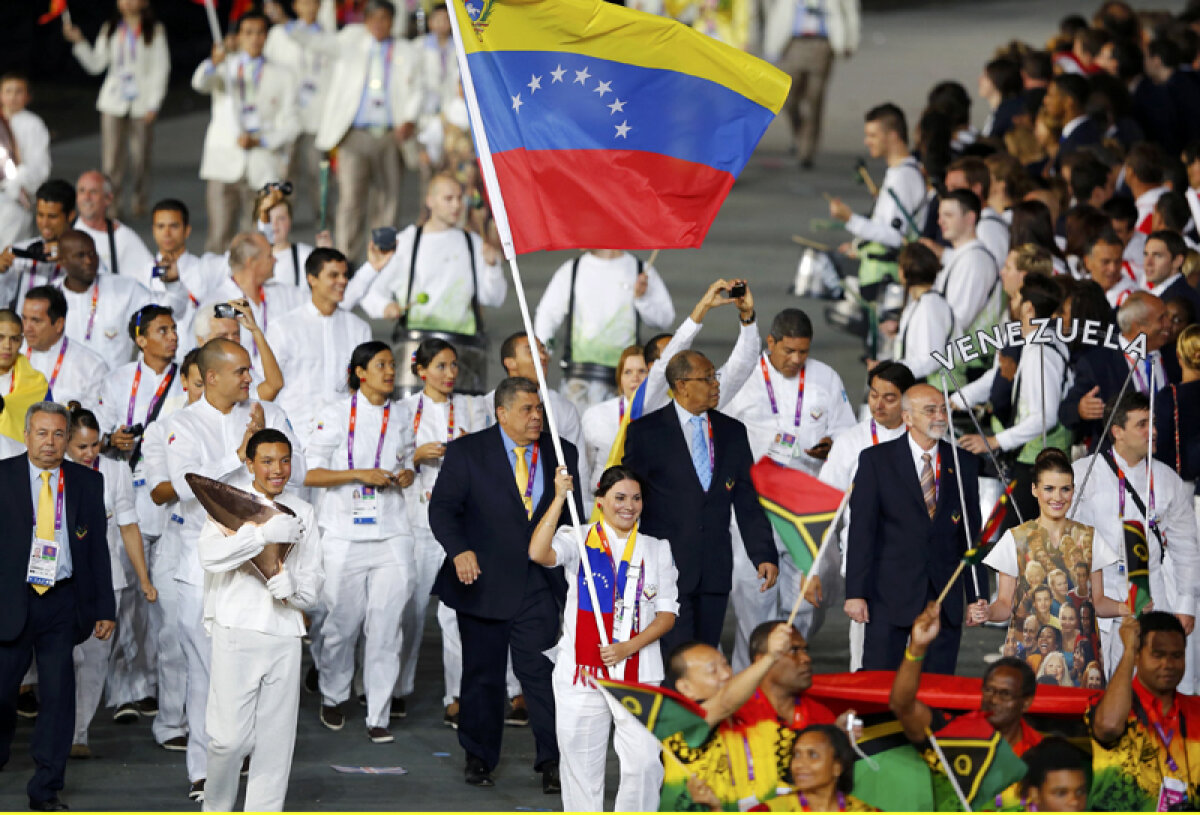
[1123,520,1152,614]
[749,458,844,574]
[963,482,1015,565]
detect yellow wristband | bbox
[904,646,924,662]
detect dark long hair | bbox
[347,341,393,391]
[107,0,158,45]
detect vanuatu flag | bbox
[447,0,790,255]
[1124,520,1152,614]
[963,482,1016,564]
[750,458,844,573]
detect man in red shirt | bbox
[892,601,1043,756]
[745,619,859,733]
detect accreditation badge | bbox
[298,79,318,109]
[26,534,58,588]
[241,104,262,133]
[119,71,138,101]
[351,487,378,525]
[767,432,797,465]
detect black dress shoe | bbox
[464,755,494,787]
[540,761,560,795]
[16,691,38,719]
[303,665,319,694]
[29,798,67,811]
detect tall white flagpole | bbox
[203,0,223,45]
[446,0,611,649]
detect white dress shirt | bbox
[958,339,1070,452]
[25,335,109,411]
[1072,449,1200,629]
[266,301,371,444]
[359,226,506,334]
[977,207,1010,271]
[74,218,155,279]
[723,355,856,476]
[894,290,955,380]
[28,462,71,581]
[549,522,679,683]
[0,109,51,250]
[582,396,628,491]
[642,316,762,415]
[399,391,489,529]
[845,157,928,248]
[937,238,1002,335]
[673,399,710,468]
[50,275,154,370]
[269,242,313,291]
[304,393,415,545]
[166,396,306,587]
[199,474,323,637]
[534,253,674,369]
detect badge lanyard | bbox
[48,337,68,392]
[31,469,65,534]
[760,355,805,430]
[412,394,455,442]
[618,396,625,424]
[83,281,100,341]
[347,391,390,469]
[119,22,139,69]
[127,361,177,427]
[7,363,15,395]
[522,444,540,505]
[870,417,879,446]
[1115,456,1157,532]
[236,57,265,107]
[29,264,62,299]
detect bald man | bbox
[72,170,154,276]
[163,339,305,801]
[40,230,153,370]
[845,384,982,674]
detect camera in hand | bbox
[10,243,48,262]
[214,302,238,319]
[371,226,399,252]
[729,282,747,299]
[124,423,145,441]
[261,181,294,196]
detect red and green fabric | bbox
[964,482,1016,564]
[750,458,844,572]
[595,677,793,811]
[1124,520,1153,614]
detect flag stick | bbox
[1147,362,1154,524]
[934,560,968,606]
[925,729,973,812]
[1039,346,1047,449]
[1069,360,1138,518]
[791,234,833,252]
[318,156,331,233]
[821,191,835,203]
[203,0,222,45]
[940,376,981,597]
[856,162,879,197]
[445,0,610,649]
[784,485,853,628]
[647,249,659,268]
[942,368,1024,525]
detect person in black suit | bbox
[1043,74,1101,173]
[623,350,778,657]
[0,402,114,811]
[845,384,981,675]
[430,376,582,792]
[1145,230,1200,318]
[1060,292,1172,445]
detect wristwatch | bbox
[739,310,756,326]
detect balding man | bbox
[623,350,778,656]
[40,230,152,370]
[72,170,154,277]
[164,339,305,802]
[1059,291,1171,446]
[845,383,981,674]
[187,232,303,376]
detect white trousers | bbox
[203,625,301,812]
[72,598,119,746]
[151,535,188,744]
[105,574,153,707]
[553,670,662,812]
[317,536,412,728]
[178,581,211,783]
[397,528,447,700]
[849,620,865,673]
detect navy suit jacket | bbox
[1055,118,1103,172]
[0,454,114,645]
[429,426,582,621]
[1059,345,1128,440]
[846,436,981,626]
[623,404,777,596]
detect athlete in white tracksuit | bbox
[67,411,155,749]
[397,339,491,713]
[305,342,417,736]
[530,464,678,812]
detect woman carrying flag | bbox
[967,448,1127,687]
[529,464,678,812]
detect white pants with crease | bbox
[178,581,211,783]
[72,600,119,745]
[203,625,301,812]
[151,533,188,744]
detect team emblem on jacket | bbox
[74,525,88,538]
[724,477,734,491]
[643,584,658,600]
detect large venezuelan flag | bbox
[448,0,790,255]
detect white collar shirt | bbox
[25,335,109,411]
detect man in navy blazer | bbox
[624,350,778,657]
[845,384,981,675]
[1044,74,1101,173]
[0,402,114,811]
[430,377,582,792]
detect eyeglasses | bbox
[678,372,721,384]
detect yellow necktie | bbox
[33,471,53,595]
[514,446,532,518]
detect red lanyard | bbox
[760,355,805,429]
[870,418,879,445]
[618,397,625,424]
[412,394,455,442]
[347,391,390,470]
[127,361,176,426]
[83,281,99,341]
[32,469,66,534]
[48,337,68,391]
[7,363,15,395]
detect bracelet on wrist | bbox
[739,310,756,325]
[904,646,924,662]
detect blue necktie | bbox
[690,415,712,491]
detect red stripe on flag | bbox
[37,0,67,24]
[491,149,735,253]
